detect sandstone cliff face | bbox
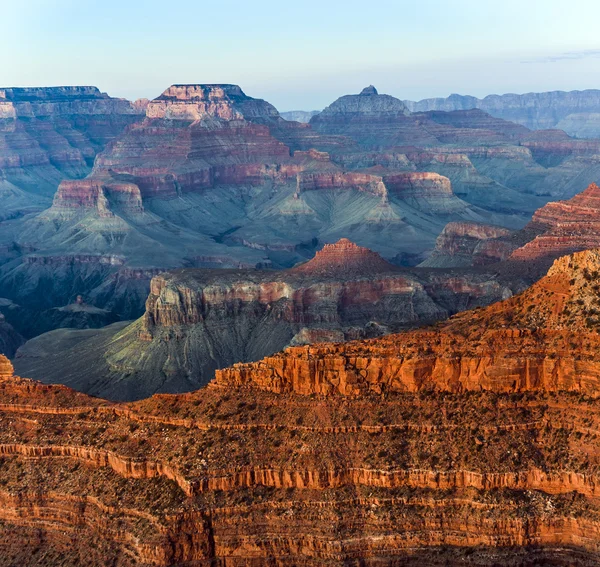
[13,240,515,400]
[216,248,600,397]
[511,183,600,263]
[7,267,600,567]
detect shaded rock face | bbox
[405,89,600,133]
[556,112,600,139]
[315,85,411,118]
[13,240,516,401]
[9,257,600,567]
[0,86,144,219]
[421,222,514,268]
[0,315,23,358]
[511,183,600,263]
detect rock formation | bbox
[405,88,600,133]
[217,248,600,396]
[511,182,600,263]
[6,251,600,564]
[4,83,600,336]
[0,86,144,219]
[14,239,517,400]
[420,222,514,267]
[291,238,393,274]
[2,84,530,326]
[556,112,600,138]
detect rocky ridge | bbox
[6,252,600,563]
[511,182,600,262]
[405,88,600,134]
[4,84,600,336]
[0,84,521,326]
[217,248,600,396]
[14,239,517,400]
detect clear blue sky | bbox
[3,0,600,110]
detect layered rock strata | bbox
[512,182,600,262]
[7,249,600,564]
[420,222,515,267]
[0,86,144,218]
[13,240,515,400]
[6,83,600,335]
[2,84,524,325]
[217,249,600,396]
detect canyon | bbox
[4,249,600,564]
[0,86,144,220]
[14,239,517,400]
[3,82,583,332]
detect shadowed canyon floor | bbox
[5,250,600,563]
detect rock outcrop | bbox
[291,238,393,275]
[14,239,518,400]
[0,86,144,219]
[420,222,514,267]
[511,183,600,263]
[217,248,600,396]
[7,252,600,565]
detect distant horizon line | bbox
[2,83,600,112]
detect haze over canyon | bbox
[3,72,600,565]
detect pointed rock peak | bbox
[540,182,600,211]
[566,182,600,208]
[360,85,378,95]
[292,238,395,276]
[317,87,410,117]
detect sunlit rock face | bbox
[512,183,600,262]
[7,252,600,565]
[217,248,600,396]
